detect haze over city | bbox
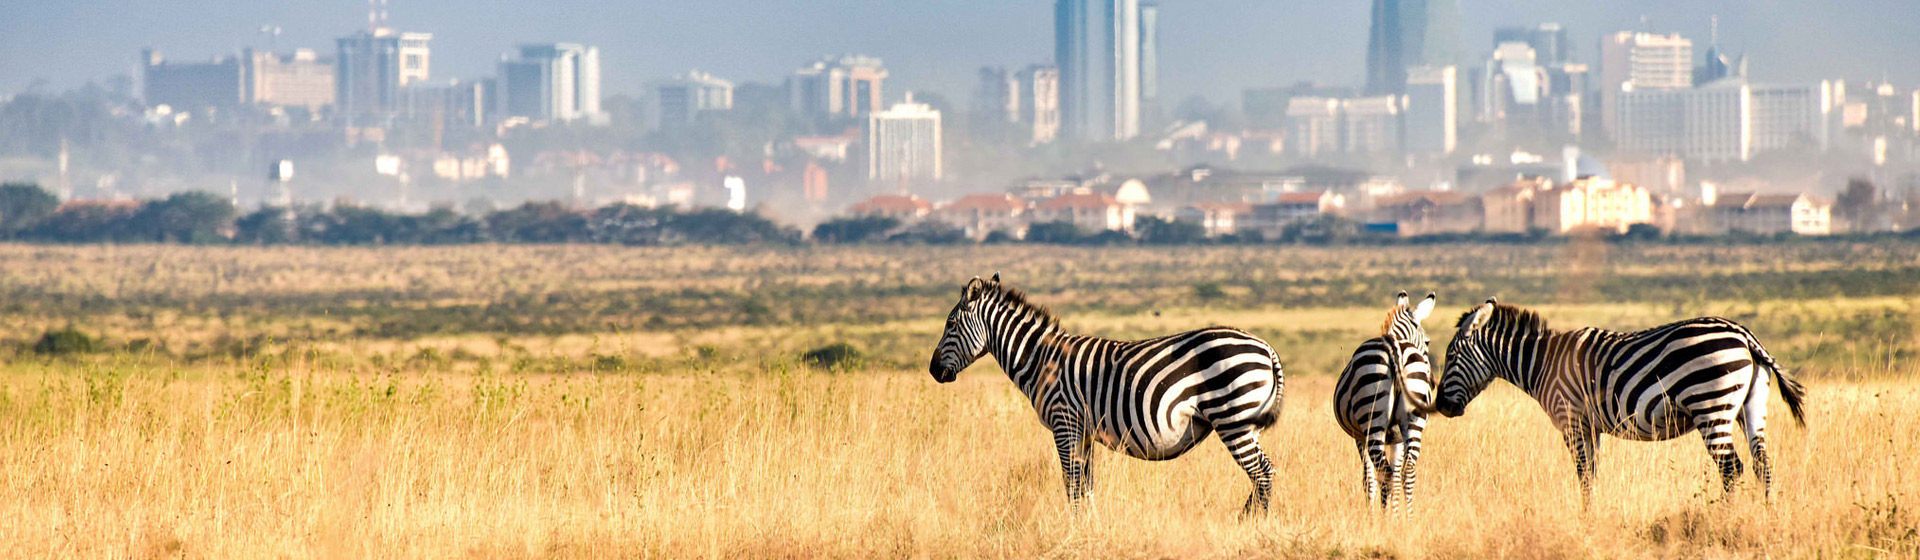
[4,1,1917,102]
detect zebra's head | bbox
[1384,290,1439,411]
[930,275,994,383]
[1437,297,1501,417]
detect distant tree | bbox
[124,192,235,244]
[1024,221,1085,244]
[1837,178,1880,232]
[487,201,589,243]
[667,208,800,245]
[407,207,486,244]
[1134,216,1207,245]
[0,182,59,239]
[587,203,674,245]
[28,201,137,242]
[811,215,900,243]
[1621,223,1664,242]
[885,221,969,245]
[234,207,296,244]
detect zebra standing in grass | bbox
[929,274,1287,515]
[1435,298,1809,505]
[1333,291,1437,515]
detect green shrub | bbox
[33,327,98,355]
[803,342,863,370]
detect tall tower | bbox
[1366,0,1460,95]
[1056,0,1140,141]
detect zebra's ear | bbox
[1467,300,1495,331]
[991,272,1001,284]
[964,277,983,298]
[1413,293,1435,323]
[1395,290,1409,307]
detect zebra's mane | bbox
[982,282,1062,329]
[1458,302,1551,336]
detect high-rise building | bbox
[1405,65,1458,155]
[1493,23,1571,64]
[1018,65,1062,144]
[1615,79,1835,162]
[1366,0,1462,95]
[1139,2,1159,104]
[973,66,1020,125]
[141,49,245,111]
[1285,95,1403,155]
[789,55,888,119]
[648,71,733,131]
[868,95,943,182]
[336,28,432,122]
[497,43,605,125]
[1056,0,1141,140]
[1599,31,1692,137]
[244,48,335,110]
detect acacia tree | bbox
[0,182,58,239]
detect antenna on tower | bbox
[368,0,388,32]
[1710,15,1720,46]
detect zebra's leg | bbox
[1357,440,1381,511]
[1365,431,1393,511]
[1385,442,1405,516]
[1698,414,1744,502]
[1741,365,1775,503]
[1400,415,1427,517]
[1562,426,1599,509]
[1053,427,1091,510]
[1218,424,1273,517]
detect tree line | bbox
[4,182,1918,247]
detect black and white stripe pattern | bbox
[1333,291,1437,515]
[930,274,1287,515]
[1436,298,1810,504]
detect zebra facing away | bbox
[1333,291,1437,515]
[1435,298,1810,505]
[929,274,1287,515]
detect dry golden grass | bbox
[0,363,1912,558]
[0,243,1916,558]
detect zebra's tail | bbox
[1737,323,1807,427]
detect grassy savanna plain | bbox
[0,242,1917,558]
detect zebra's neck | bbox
[1487,326,1581,397]
[979,296,1071,397]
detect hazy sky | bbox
[3,1,1917,105]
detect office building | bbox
[1615,79,1834,162]
[789,55,888,119]
[868,95,944,182]
[1599,31,1691,136]
[243,49,335,110]
[1493,23,1570,64]
[1019,65,1062,143]
[1286,95,1403,156]
[141,49,244,111]
[973,66,1020,124]
[1366,0,1463,95]
[497,43,605,125]
[1139,2,1159,104]
[1056,0,1141,140]
[336,28,431,121]
[648,71,733,131]
[1405,65,1457,155]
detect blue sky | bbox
[2,1,1915,104]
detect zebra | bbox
[929,274,1287,515]
[1434,298,1809,505]
[1333,291,1437,515]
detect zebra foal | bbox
[929,274,1287,515]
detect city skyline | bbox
[4,1,1919,107]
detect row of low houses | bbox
[843,171,1836,240]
